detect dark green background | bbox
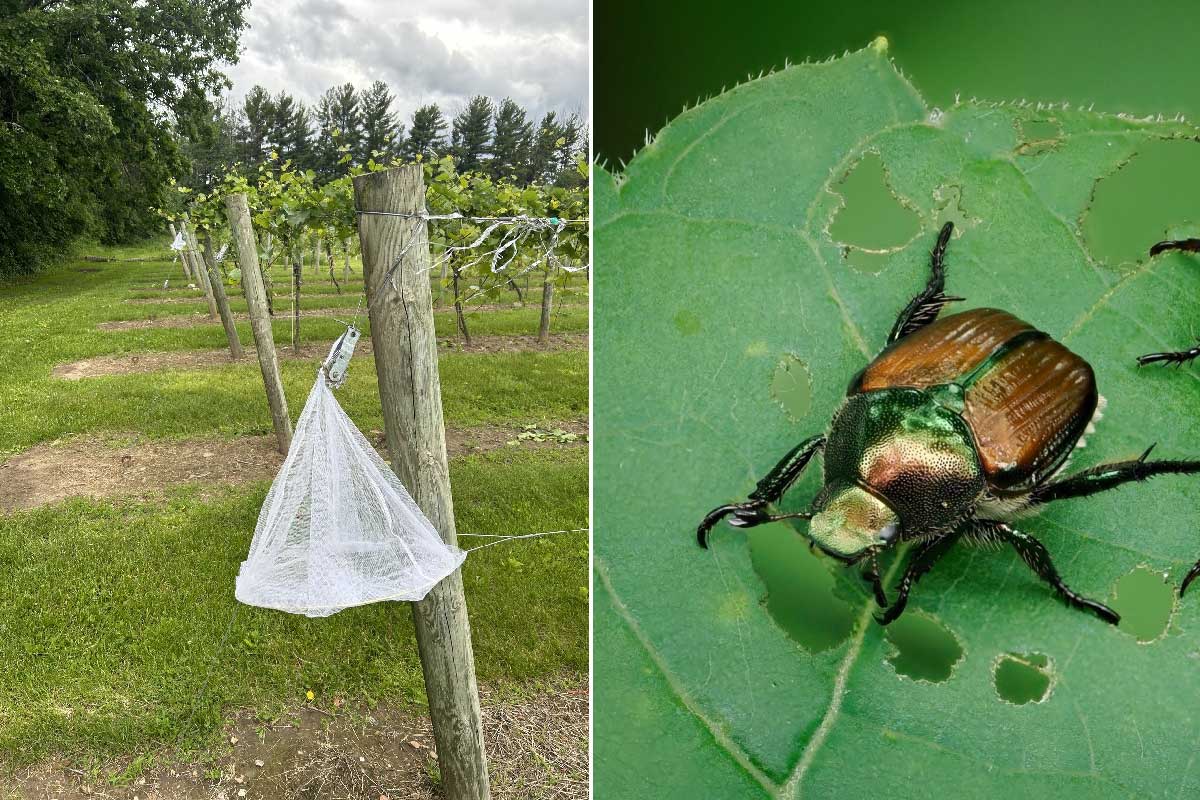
[596,0,1200,165]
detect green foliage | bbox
[0,0,249,278]
[595,43,1200,798]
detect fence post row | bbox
[201,232,244,360]
[354,164,491,800]
[224,193,293,455]
[182,216,219,320]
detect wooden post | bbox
[291,248,302,353]
[202,232,244,360]
[538,262,555,343]
[224,193,292,455]
[183,217,219,319]
[170,222,191,282]
[354,165,491,800]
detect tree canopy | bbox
[0,0,250,278]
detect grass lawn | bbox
[0,244,590,775]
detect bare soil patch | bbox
[0,421,587,512]
[97,304,586,331]
[126,293,354,306]
[51,333,587,381]
[4,676,588,800]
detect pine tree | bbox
[313,83,362,178]
[553,112,586,188]
[527,111,565,184]
[268,92,313,168]
[489,98,532,181]
[240,86,276,169]
[450,95,493,172]
[359,80,403,163]
[402,103,448,159]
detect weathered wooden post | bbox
[291,244,302,353]
[170,222,192,282]
[183,217,219,319]
[354,165,490,800]
[225,193,292,455]
[538,260,556,343]
[202,232,244,360]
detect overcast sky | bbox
[223,0,589,125]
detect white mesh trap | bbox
[235,329,466,617]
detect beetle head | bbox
[807,482,900,562]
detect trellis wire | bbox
[355,208,589,322]
[458,527,589,553]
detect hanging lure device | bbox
[234,325,466,618]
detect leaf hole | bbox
[993,651,1054,705]
[883,611,964,684]
[769,355,812,422]
[1016,118,1062,155]
[1111,565,1175,644]
[1082,138,1200,269]
[829,152,922,273]
[748,526,854,653]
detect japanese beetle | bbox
[698,222,1200,625]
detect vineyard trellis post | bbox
[538,258,556,343]
[225,192,293,455]
[353,164,491,800]
[182,216,219,319]
[201,232,244,360]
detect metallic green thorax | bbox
[808,387,985,557]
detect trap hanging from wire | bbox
[235,328,466,617]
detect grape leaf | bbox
[594,41,1200,798]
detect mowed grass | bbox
[0,448,587,767]
[0,245,590,772]
[0,251,588,456]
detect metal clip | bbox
[322,325,360,388]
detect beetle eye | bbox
[877,521,899,544]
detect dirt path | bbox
[4,675,587,800]
[97,303,586,331]
[0,421,588,512]
[51,333,588,380]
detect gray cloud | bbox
[222,0,588,125]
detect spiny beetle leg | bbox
[697,502,763,548]
[1140,239,1200,366]
[887,222,964,344]
[1137,342,1200,368]
[976,520,1120,625]
[697,435,825,548]
[874,534,958,625]
[1181,559,1200,596]
[1149,238,1200,257]
[862,564,890,609]
[1030,445,1200,505]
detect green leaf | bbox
[595,42,1200,798]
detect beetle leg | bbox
[1149,238,1200,257]
[1138,240,1200,365]
[862,553,889,608]
[887,222,964,344]
[874,534,959,625]
[974,520,1120,624]
[1029,445,1200,505]
[697,434,825,548]
[1137,340,1200,368]
[1182,559,1200,596]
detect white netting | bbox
[235,362,465,618]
